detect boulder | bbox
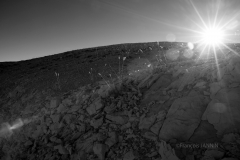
[86,104,97,116]
[123,150,135,160]
[150,111,166,135]
[50,114,60,123]
[204,149,224,159]
[166,49,180,61]
[105,132,118,148]
[57,104,68,113]
[90,117,103,129]
[106,115,128,125]
[209,82,222,97]
[69,104,82,113]
[189,120,220,143]
[86,98,103,116]
[54,145,69,154]
[93,143,109,160]
[159,94,209,141]
[148,74,172,92]
[50,97,61,109]
[202,87,240,136]
[139,115,156,130]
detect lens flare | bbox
[9,118,24,130]
[0,116,39,138]
[187,42,194,50]
[200,27,225,46]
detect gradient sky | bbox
[1,0,240,62]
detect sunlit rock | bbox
[202,87,240,136]
[165,49,180,61]
[183,49,194,59]
[159,94,209,141]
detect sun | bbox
[200,26,225,46]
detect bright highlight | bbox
[201,27,225,46]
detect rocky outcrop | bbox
[202,87,240,136]
[0,44,240,160]
[159,92,209,141]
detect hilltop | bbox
[0,42,240,160]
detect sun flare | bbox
[200,27,225,46]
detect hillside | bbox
[0,42,240,160]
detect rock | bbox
[106,115,128,125]
[52,122,64,132]
[169,139,177,144]
[97,84,111,98]
[209,82,222,97]
[69,104,82,113]
[8,85,25,98]
[183,49,194,59]
[138,74,153,89]
[159,94,209,141]
[230,61,240,82]
[121,122,131,130]
[185,155,195,160]
[202,87,240,136]
[149,111,166,134]
[71,132,82,141]
[76,133,103,153]
[70,154,80,160]
[146,151,158,157]
[50,136,62,143]
[167,68,196,92]
[24,140,33,146]
[141,91,170,107]
[57,104,68,113]
[94,97,103,110]
[54,145,69,154]
[221,133,240,143]
[63,114,74,124]
[147,102,168,117]
[166,49,180,61]
[50,114,60,123]
[150,121,164,135]
[148,75,172,91]
[139,115,156,130]
[157,140,179,160]
[62,98,73,106]
[32,125,44,139]
[194,81,207,88]
[45,117,52,126]
[143,131,158,141]
[105,132,118,148]
[204,91,210,96]
[204,149,224,159]
[189,120,219,143]
[86,98,103,115]
[104,103,116,114]
[86,104,97,116]
[90,117,103,129]
[123,150,135,160]
[229,83,239,88]
[224,144,240,157]
[50,98,61,109]
[147,74,162,88]
[221,158,239,160]
[70,123,76,130]
[78,114,85,122]
[93,143,109,160]
[41,107,50,115]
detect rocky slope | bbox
[0,42,240,160]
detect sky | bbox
[1,0,240,62]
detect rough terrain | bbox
[0,42,240,160]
